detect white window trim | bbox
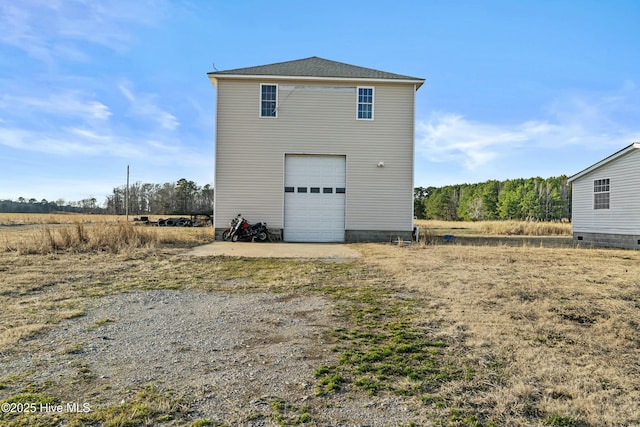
[356,86,374,120]
[593,177,610,210]
[259,83,278,118]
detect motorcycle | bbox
[221,215,240,241]
[228,214,269,242]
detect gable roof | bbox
[208,56,424,88]
[568,142,640,183]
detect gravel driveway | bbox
[4,288,418,425]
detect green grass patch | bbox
[314,368,346,396]
[268,398,312,425]
[0,385,192,427]
[543,414,589,427]
[447,408,483,427]
[69,385,189,426]
[312,272,463,400]
[0,392,59,427]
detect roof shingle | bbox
[208,56,424,83]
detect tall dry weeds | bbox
[1,223,214,254]
[479,219,571,236]
[415,219,571,236]
[3,223,158,254]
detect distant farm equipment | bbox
[133,214,213,227]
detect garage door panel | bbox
[284,155,345,242]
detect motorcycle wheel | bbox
[222,230,231,241]
[231,234,239,242]
[257,232,267,241]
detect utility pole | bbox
[126,165,130,222]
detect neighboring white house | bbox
[568,142,640,249]
[207,57,425,242]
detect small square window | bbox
[594,193,609,209]
[336,187,346,194]
[297,187,307,193]
[594,178,610,193]
[310,187,320,193]
[323,187,333,193]
[284,187,294,193]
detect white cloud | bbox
[0,2,49,61]
[118,82,180,130]
[0,92,112,121]
[0,124,207,169]
[417,113,530,169]
[0,127,139,157]
[146,140,181,153]
[0,0,169,64]
[417,83,640,172]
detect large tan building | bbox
[207,57,424,242]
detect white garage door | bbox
[284,155,346,242]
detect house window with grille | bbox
[593,178,610,210]
[260,84,277,117]
[357,87,374,120]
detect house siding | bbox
[214,79,415,235]
[571,149,640,235]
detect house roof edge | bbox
[567,142,640,182]
[207,56,425,89]
[207,73,425,88]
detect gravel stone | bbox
[2,289,422,425]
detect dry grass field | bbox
[0,215,638,426]
[359,243,640,426]
[0,213,127,225]
[1,214,213,255]
[416,219,572,236]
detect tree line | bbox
[2,179,213,215]
[104,179,213,215]
[0,198,99,214]
[414,176,571,221]
[5,175,570,221]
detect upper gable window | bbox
[593,178,610,210]
[357,87,374,120]
[260,84,277,118]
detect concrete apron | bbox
[185,241,361,260]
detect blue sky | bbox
[1,0,639,203]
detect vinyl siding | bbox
[571,149,640,234]
[214,79,416,231]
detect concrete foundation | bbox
[215,228,414,243]
[345,229,414,243]
[573,232,640,249]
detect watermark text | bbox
[1,401,91,414]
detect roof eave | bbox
[207,73,219,87]
[207,73,425,89]
[567,142,640,182]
